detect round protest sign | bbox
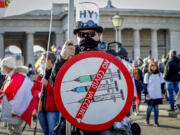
[54,51,134,131]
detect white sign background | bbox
[54,51,134,131]
[61,58,127,124]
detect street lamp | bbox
[112,14,123,52]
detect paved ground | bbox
[0,101,180,135]
[130,102,180,135]
[0,120,43,135]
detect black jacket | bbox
[133,69,144,92]
[164,56,180,82]
[50,55,67,87]
[0,72,5,89]
[50,45,106,135]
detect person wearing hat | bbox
[50,2,107,135]
[32,52,60,135]
[0,56,25,135]
[50,2,104,85]
[50,2,134,135]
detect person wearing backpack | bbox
[144,61,165,127]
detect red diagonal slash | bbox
[75,59,111,123]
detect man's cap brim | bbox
[74,26,103,34]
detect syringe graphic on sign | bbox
[66,89,125,105]
[65,80,125,104]
[65,80,118,93]
[62,69,121,83]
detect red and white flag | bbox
[4,73,39,126]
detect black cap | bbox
[74,21,103,34]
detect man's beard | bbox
[78,37,99,51]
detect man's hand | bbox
[60,41,75,60]
[39,92,43,99]
[41,78,48,87]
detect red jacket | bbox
[32,75,58,111]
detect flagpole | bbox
[67,0,74,40]
[34,2,54,135]
[66,0,74,135]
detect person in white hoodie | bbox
[0,57,27,135]
[144,61,165,127]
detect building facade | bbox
[0,3,180,65]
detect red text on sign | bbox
[75,59,111,122]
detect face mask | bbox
[79,37,99,51]
[39,62,46,75]
[77,37,81,45]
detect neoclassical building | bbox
[0,3,180,65]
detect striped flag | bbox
[0,0,52,18]
[0,0,11,17]
[0,0,11,8]
[4,73,39,126]
[0,0,5,8]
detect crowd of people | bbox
[0,2,180,135]
[132,50,180,127]
[0,44,179,135]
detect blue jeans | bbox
[38,111,60,135]
[146,105,159,124]
[166,81,179,110]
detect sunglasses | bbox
[77,32,96,38]
[151,64,157,66]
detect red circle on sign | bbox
[54,51,134,131]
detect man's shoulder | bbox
[12,73,26,80]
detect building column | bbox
[133,29,141,60]
[26,33,34,65]
[0,33,4,58]
[168,29,180,54]
[151,29,158,60]
[165,29,170,55]
[115,28,122,52]
[56,32,64,48]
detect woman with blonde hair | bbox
[144,61,165,127]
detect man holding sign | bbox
[51,2,134,135]
[50,2,104,85]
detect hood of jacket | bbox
[14,66,28,75]
[170,56,180,64]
